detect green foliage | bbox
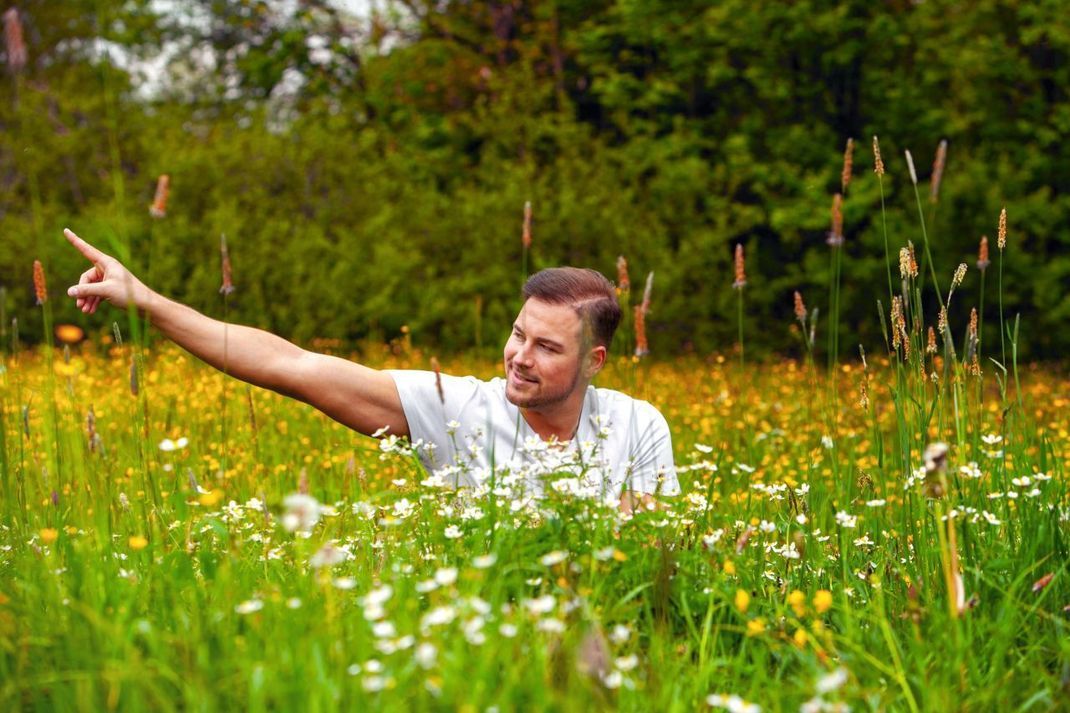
[1,0,1068,358]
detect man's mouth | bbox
[510,368,538,384]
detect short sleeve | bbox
[620,402,680,496]
[387,370,484,470]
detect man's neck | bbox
[521,389,588,442]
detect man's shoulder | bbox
[389,369,505,405]
[591,386,667,422]
[387,369,494,387]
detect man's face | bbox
[503,298,587,410]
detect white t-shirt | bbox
[388,371,680,500]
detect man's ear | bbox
[584,345,607,379]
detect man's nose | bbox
[514,341,535,365]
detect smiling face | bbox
[503,298,597,411]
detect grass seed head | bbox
[616,255,630,293]
[32,260,47,305]
[905,150,918,185]
[150,174,170,218]
[219,234,235,296]
[129,357,138,396]
[86,407,99,453]
[997,207,1007,249]
[930,139,948,202]
[793,291,806,323]
[827,194,844,247]
[951,263,967,291]
[898,247,911,280]
[927,326,937,354]
[732,244,746,289]
[938,306,948,335]
[890,296,903,351]
[431,356,445,405]
[872,135,885,176]
[977,235,990,270]
[633,304,648,358]
[841,137,854,194]
[3,9,27,74]
[522,200,532,249]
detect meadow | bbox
[4,3,1069,710]
[0,302,1066,711]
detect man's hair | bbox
[522,267,622,349]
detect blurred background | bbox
[1,0,1067,359]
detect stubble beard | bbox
[504,362,581,410]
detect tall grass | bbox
[0,139,1065,711]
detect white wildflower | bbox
[523,595,556,615]
[235,599,263,615]
[415,642,437,669]
[539,550,568,567]
[609,624,631,645]
[473,553,497,569]
[282,493,322,534]
[434,567,458,587]
[816,667,849,694]
[835,511,857,528]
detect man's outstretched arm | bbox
[63,228,408,438]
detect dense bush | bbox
[1,0,1067,359]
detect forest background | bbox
[2,0,1068,360]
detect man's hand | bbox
[618,491,657,516]
[64,228,150,313]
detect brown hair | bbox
[522,267,622,348]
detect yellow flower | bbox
[129,535,149,550]
[793,628,808,647]
[734,588,751,614]
[814,589,833,614]
[723,559,736,576]
[199,489,224,507]
[39,528,59,545]
[787,589,807,617]
[54,323,85,344]
[746,617,766,636]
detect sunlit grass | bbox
[1,338,1066,711]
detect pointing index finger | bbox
[63,228,107,264]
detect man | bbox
[63,228,679,512]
